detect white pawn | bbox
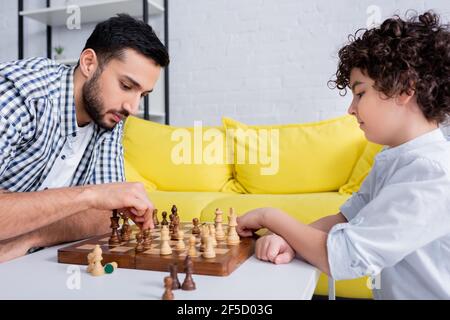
[200,225,210,252]
[227,208,240,245]
[176,230,186,251]
[215,208,225,241]
[187,235,198,257]
[90,245,105,276]
[208,224,217,247]
[160,225,172,255]
[202,235,216,259]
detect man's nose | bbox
[123,99,140,116]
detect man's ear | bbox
[78,49,99,78]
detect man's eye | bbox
[357,92,365,98]
[121,83,131,90]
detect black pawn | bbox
[169,264,181,290]
[181,256,196,291]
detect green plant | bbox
[54,46,64,55]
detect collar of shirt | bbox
[377,128,446,161]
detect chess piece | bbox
[86,252,95,273]
[171,215,181,240]
[160,225,172,255]
[208,224,217,247]
[171,205,178,218]
[200,225,210,252]
[152,209,159,226]
[169,264,181,290]
[187,235,198,257]
[109,210,121,245]
[227,208,240,245]
[161,211,169,226]
[175,230,186,251]
[143,228,152,250]
[202,235,216,259]
[181,255,196,291]
[192,218,201,235]
[162,276,174,300]
[169,213,174,232]
[120,214,131,242]
[135,231,145,253]
[90,245,105,276]
[104,262,118,274]
[215,208,226,241]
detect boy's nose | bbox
[347,101,356,116]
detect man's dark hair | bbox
[329,11,450,123]
[79,13,169,68]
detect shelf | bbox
[20,0,164,27]
[55,58,78,65]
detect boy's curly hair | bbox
[329,11,450,123]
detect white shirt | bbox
[39,123,94,189]
[327,129,450,299]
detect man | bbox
[0,14,169,262]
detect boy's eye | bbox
[356,92,365,98]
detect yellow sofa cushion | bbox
[222,115,367,194]
[339,142,384,195]
[123,116,233,192]
[124,157,157,192]
[200,192,372,299]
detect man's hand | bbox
[255,233,295,264]
[87,182,155,230]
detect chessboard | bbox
[58,214,256,276]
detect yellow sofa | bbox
[122,115,382,299]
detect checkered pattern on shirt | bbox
[0,57,124,192]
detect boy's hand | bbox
[255,233,295,264]
[236,208,267,237]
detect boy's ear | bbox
[395,89,415,106]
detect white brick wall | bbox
[1,0,449,127]
[169,0,450,126]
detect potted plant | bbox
[54,46,65,61]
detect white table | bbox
[0,244,321,300]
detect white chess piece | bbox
[90,245,105,276]
[227,208,240,245]
[176,230,186,251]
[160,225,172,255]
[215,208,225,241]
[202,235,216,259]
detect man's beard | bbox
[82,69,113,130]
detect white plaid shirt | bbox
[0,57,124,192]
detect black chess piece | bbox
[152,209,159,226]
[161,211,169,226]
[162,276,174,300]
[169,264,181,290]
[171,205,178,217]
[109,210,121,245]
[181,256,196,291]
